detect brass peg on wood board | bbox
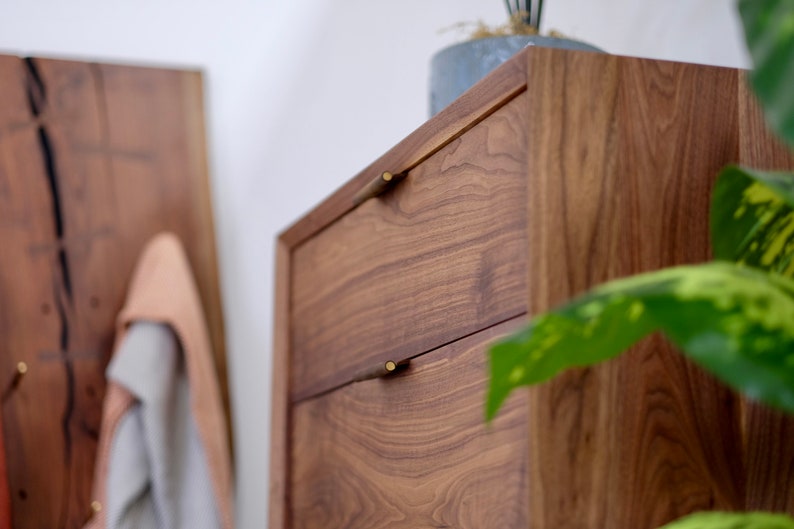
[2,361,28,402]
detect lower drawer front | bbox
[290,319,529,529]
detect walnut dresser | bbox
[270,47,794,529]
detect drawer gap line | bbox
[290,309,528,405]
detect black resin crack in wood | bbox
[24,57,79,528]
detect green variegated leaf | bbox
[659,511,794,529]
[711,166,794,275]
[739,0,794,146]
[486,262,794,420]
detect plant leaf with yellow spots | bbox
[711,165,794,275]
[487,262,794,420]
[659,511,794,529]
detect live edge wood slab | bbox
[272,47,794,529]
[0,55,230,529]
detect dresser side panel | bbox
[524,48,746,529]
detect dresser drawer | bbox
[290,319,529,528]
[290,94,528,401]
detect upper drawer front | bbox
[290,94,528,401]
[290,319,530,529]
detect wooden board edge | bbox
[279,47,529,249]
[177,67,235,463]
[12,52,204,77]
[269,237,291,529]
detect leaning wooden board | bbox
[272,47,794,529]
[0,55,230,529]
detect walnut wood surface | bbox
[280,50,528,249]
[290,318,529,529]
[738,78,794,170]
[524,47,793,529]
[276,47,794,529]
[0,55,228,529]
[290,93,529,402]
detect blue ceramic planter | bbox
[429,35,603,116]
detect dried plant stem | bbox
[456,0,544,39]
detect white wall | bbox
[0,1,749,527]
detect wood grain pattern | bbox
[269,238,291,529]
[290,93,529,402]
[290,318,529,529]
[737,75,794,513]
[525,48,746,529]
[742,402,794,511]
[738,78,794,170]
[279,49,528,249]
[277,47,794,529]
[0,55,229,529]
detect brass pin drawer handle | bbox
[353,171,406,206]
[353,359,410,382]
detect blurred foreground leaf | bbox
[487,262,794,420]
[659,511,794,529]
[739,0,794,146]
[711,165,794,274]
